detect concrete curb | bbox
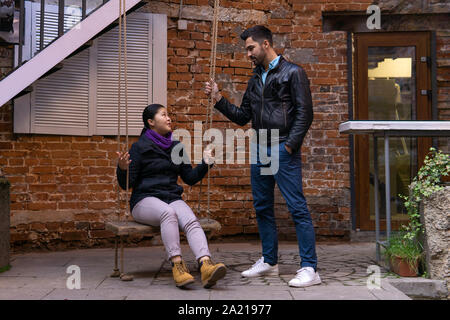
[387,278,448,300]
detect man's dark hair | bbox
[240,25,273,47]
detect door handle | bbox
[420,90,431,97]
[420,56,430,65]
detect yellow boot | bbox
[200,259,227,289]
[172,260,195,288]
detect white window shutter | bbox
[32,51,90,135]
[31,3,89,135]
[151,14,167,107]
[95,13,153,136]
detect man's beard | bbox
[250,53,265,67]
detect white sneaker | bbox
[288,267,321,287]
[241,257,279,278]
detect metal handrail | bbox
[58,0,64,37]
[39,0,44,50]
[18,0,25,66]
[82,0,86,19]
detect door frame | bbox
[353,31,432,231]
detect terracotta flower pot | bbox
[389,256,419,277]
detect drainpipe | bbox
[177,0,187,30]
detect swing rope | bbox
[116,0,221,224]
[197,0,220,221]
[109,0,221,281]
[116,0,130,224]
[115,0,132,280]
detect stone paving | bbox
[0,241,410,300]
[154,242,389,288]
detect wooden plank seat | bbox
[105,218,221,281]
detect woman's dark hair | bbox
[240,25,273,47]
[140,104,166,136]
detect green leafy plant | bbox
[0,265,10,273]
[384,147,450,274]
[384,232,422,273]
[399,147,450,241]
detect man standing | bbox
[204,25,320,287]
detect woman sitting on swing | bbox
[116,104,227,289]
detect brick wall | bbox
[1,0,449,251]
[436,30,450,154]
[141,0,374,241]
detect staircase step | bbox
[11,63,63,100]
[1,60,29,81]
[91,1,147,41]
[66,40,94,60]
[13,86,33,100]
[38,63,64,80]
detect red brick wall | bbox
[437,30,450,154]
[1,0,449,250]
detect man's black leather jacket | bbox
[214,55,313,152]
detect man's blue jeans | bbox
[250,141,317,270]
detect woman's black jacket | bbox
[116,134,211,211]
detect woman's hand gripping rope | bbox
[203,145,215,165]
[117,151,132,170]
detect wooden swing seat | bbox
[106,218,221,236]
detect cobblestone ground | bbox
[152,242,391,287]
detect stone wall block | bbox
[422,186,450,294]
[0,176,10,269]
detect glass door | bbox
[354,32,432,231]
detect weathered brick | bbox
[61,231,88,241]
[75,222,90,230]
[62,222,76,230]
[46,222,61,232]
[30,223,47,232]
[89,230,114,239]
[90,222,105,230]
[10,232,30,242]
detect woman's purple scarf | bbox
[145,128,173,149]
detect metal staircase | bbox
[0,0,144,108]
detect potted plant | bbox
[384,232,422,277]
[383,147,450,277]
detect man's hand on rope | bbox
[204,78,222,102]
[203,145,215,165]
[117,151,132,170]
